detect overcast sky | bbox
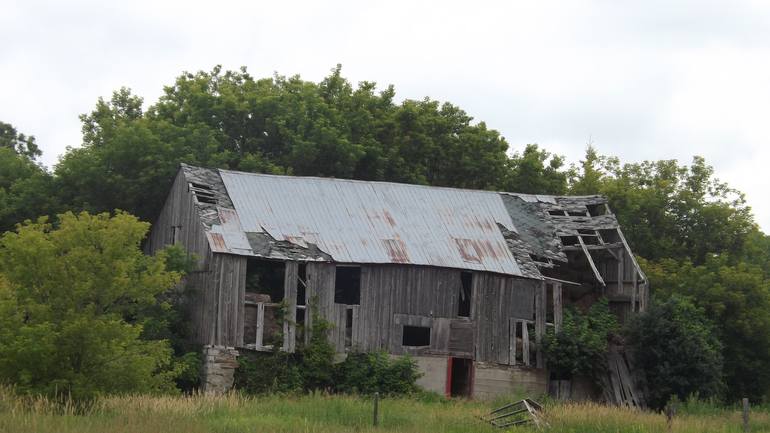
[2,0,769,230]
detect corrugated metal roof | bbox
[219,170,524,276]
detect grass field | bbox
[1,387,768,433]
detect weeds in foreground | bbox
[0,386,768,433]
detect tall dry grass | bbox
[1,386,767,433]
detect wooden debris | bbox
[482,398,547,428]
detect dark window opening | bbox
[194,193,217,204]
[546,283,554,323]
[586,204,606,217]
[170,226,180,245]
[402,325,431,347]
[560,236,578,246]
[580,235,600,245]
[190,182,212,190]
[514,322,524,363]
[297,264,307,306]
[335,266,361,305]
[295,308,306,345]
[527,322,537,365]
[450,358,473,397]
[190,183,216,204]
[568,211,587,217]
[246,259,285,302]
[458,272,472,317]
[345,308,353,348]
[599,229,620,243]
[529,253,550,263]
[548,210,566,216]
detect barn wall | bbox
[472,273,540,365]
[300,263,542,365]
[145,169,212,267]
[145,169,248,347]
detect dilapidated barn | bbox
[145,163,648,401]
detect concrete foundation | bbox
[413,355,449,395]
[201,345,239,394]
[472,362,547,400]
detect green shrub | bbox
[235,307,421,396]
[333,351,421,395]
[541,298,618,380]
[234,351,303,395]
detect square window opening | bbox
[586,204,606,216]
[402,325,431,347]
[246,259,285,303]
[335,266,361,305]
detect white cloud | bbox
[1,0,769,229]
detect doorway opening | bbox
[449,357,473,397]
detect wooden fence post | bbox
[373,392,380,427]
[743,397,750,432]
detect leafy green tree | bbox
[0,122,58,232]
[624,296,724,409]
[505,144,567,194]
[0,212,183,399]
[569,148,754,264]
[0,121,41,159]
[54,65,553,222]
[644,256,770,402]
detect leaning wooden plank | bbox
[616,227,647,282]
[579,236,606,286]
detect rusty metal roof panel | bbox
[219,170,524,276]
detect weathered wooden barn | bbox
[145,163,648,400]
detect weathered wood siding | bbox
[145,170,211,267]
[145,170,247,347]
[300,262,541,365]
[472,273,539,365]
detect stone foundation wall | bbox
[201,345,239,394]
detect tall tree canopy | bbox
[55,66,532,222]
[570,146,770,401]
[569,146,756,264]
[0,123,58,232]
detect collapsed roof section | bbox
[179,164,645,285]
